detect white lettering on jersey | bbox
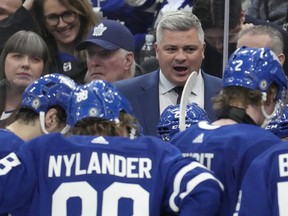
[0,152,21,175]
[182,153,214,170]
[52,181,149,216]
[48,152,152,178]
[279,153,288,177]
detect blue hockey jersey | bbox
[0,129,23,157]
[0,129,24,216]
[153,0,193,28]
[0,133,223,215]
[170,121,281,216]
[234,141,288,216]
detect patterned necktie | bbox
[173,86,184,104]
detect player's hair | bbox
[15,106,67,125]
[212,84,278,110]
[238,25,284,54]
[192,0,242,31]
[156,10,205,43]
[72,112,141,137]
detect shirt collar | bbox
[159,69,203,95]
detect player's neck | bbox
[6,120,42,141]
[212,118,238,126]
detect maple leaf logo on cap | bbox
[92,23,107,37]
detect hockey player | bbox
[234,139,288,215]
[170,46,288,216]
[0,73,77,215]
[265,105,288,140]
[157,102,211,141]
[0,80,223,215]
[0,73,77,156]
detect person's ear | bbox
[154,43,159,59]
[124,52,134,69]
[202,42,206,59]
[277,53,285,66]
[44,108,62,133]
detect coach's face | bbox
[155,28,205,86]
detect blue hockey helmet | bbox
[223,46,288,100]
[69,80,133,126]
[157,103,211,141]
[21,73,77,118]
[265,105,288,139]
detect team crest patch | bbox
[32,98,41,109]
[89,107,99,117]
[259,79,268,90]
[93,23,107,37]
[75,90,88,103]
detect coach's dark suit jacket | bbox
[113,70,222,136]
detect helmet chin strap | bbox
[39,111,70,135]
[60,125,71,134]
[260,92,281,128]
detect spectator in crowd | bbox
[192,0,288,77]
[153,0,193,30]
[0,0,22,21]
[246,0,288,28]
[0,0,38,52]
[31,0,98,84]
[91,0,160,63]
[0,80,223,215]
[114,10,222,136]
[76,19,136,83]
[237,25,285,66]
[0,30,49,128]
[170,47,288,216]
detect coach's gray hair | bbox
[156,10,205,44]
[238,25,284,55]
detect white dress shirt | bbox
[159,70,204,114]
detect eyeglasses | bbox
[44,11,77,27]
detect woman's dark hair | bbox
[0,30,49,128]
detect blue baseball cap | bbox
[76,19,135,52]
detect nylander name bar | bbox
[48,152,152,178]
